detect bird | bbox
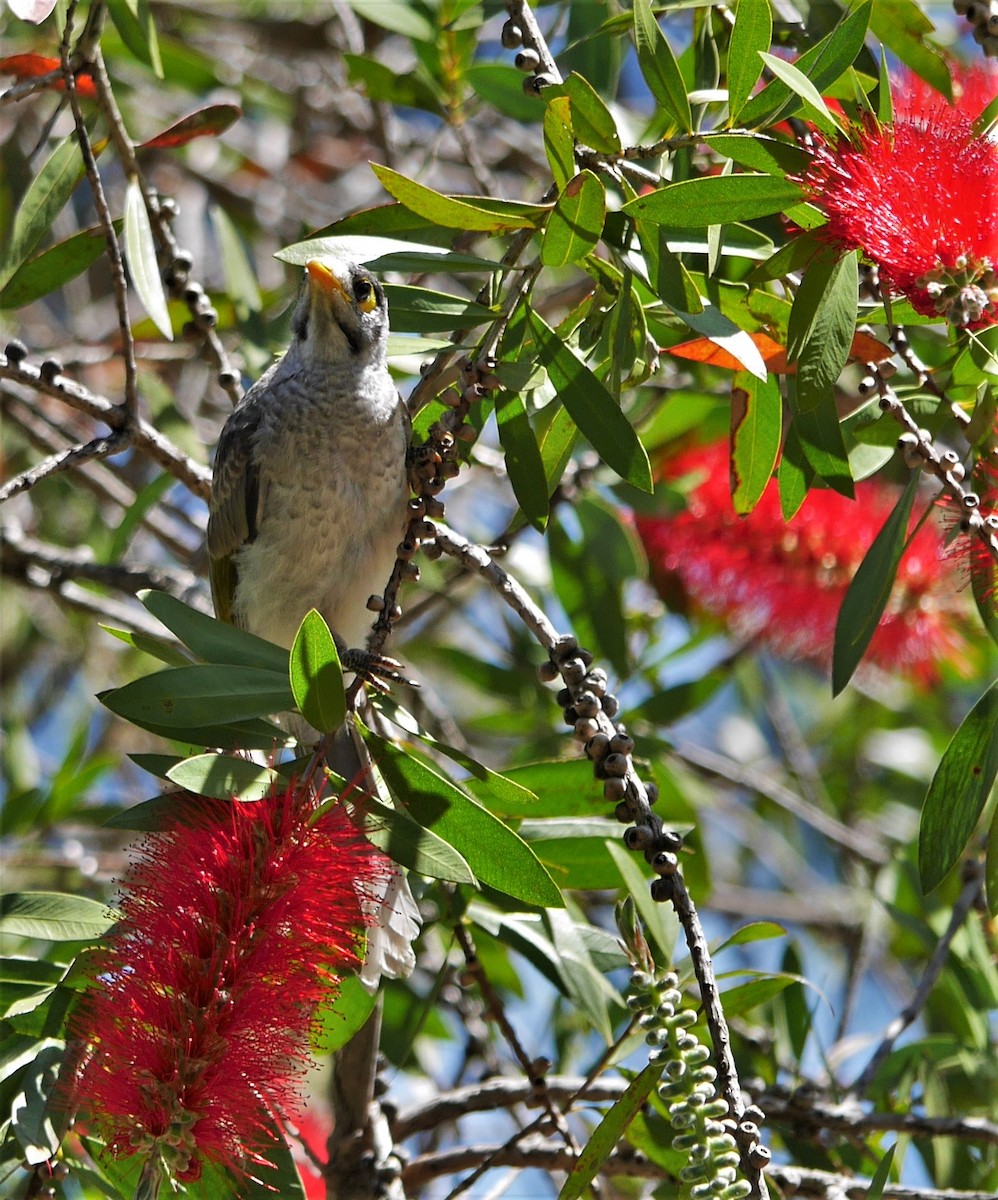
[206,256,419,986]
[207,257,409,657]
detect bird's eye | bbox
[353,276,378,314]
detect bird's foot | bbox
[340,647,418,692]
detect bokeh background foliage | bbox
[1,1,996,1198]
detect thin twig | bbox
[0,356,211,499]
[61,3,140,419]
[0,430,128,503]
[850,859,985,1094]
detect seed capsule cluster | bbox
[501,7,557,94]
[540,636,685,902]
[627,969,766,1198]
[954,0,998,56]
[368,356,496,633]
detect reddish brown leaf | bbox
[0,52,96,98]
[139,104,242,150]
[667,329,892,376]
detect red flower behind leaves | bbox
[69,782,388,1185]
[799,79,998,327]
[635,443,968,686]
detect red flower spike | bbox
[799,102,998,327]
[635,442,968,687]
[0,53,96,98]
[68,781,389,1185]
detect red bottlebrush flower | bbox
[68,781,388,1187]
[635,442,968,686]
[894,61,998,123]
[799,103,998,327]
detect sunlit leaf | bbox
[0,893,116,941]
[124,177,173,340]
[540,170,605,268]
[289,609,345,734]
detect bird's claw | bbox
[341,647,418,692]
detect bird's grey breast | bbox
[232,359,409,649]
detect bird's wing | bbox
[207,399,267,626]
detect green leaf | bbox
[465,758,602,819]
[382,284,495,333]
[104,474,174,564]
[623,174,806,228]
[543,95,576,191]
[0,135,91,292]
[788,387,853,496]
[289,609,345,734]
[211,204,261,315]
[778,426,812,520]
[730,370,781,514]
[705,133,810,177]
[362,731,563,907]
[124,177,172,340]
[739,2,872,126]
[107,0,163,76]
[496,389,549,530]
[867,0,950,99]
[371,164,541,231]
[0,893,116,941]
[541,170,606,268]
[559,1061,663,1200]
[101,664,293,730]
[363,799,475,884]
[867,1144,897,1200]
[787,251,858,413]
[527,310,652,492]
[99,625,192,667]
[604,841,679,964]
[165,753,282,802]
[0,222,121,310]
[312,975,378,1055]
[726,0,772,120]
[139,590,289,672]
[548,73,621,154]
[758,52,842,134]
[632,0,692,132]
[919,681,998,893]
[466,63,543,123]
[832,472,919,695]
[344,53,442,114]
[547,908,616,1041]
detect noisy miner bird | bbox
[207,257,419,986]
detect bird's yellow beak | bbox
[306,259,348,299]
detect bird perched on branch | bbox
[207,256,418,985]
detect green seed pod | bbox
[671,1132,699,1151]
[686,1044,712,1064]
[702,1099,730,1119]
[721,1183,753,1200]
[680,1164,708,1182]
[664,1058,686,1078]
[670,1008,698,1030]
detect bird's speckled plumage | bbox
[207,259,409,652]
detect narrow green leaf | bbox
[705,132,810,177]
[289,609,345,734]
[139,590,288,672]
[344,53,442,114]
[101,664,293,729]
[465,63,544,123]
[107,0,163,76]
[543,94,576,191]
[789,384,854,496]
[559,1061,663,1200]
[0,222,121,310]
[758,52,842,134]
[778,427,812,519]
[105,474,174,563]
[496,389,549,530]
[165,753,281,802]
[547,909,615,1041]
[868,0,950,99]
[727,0,772,120]
[788,251,858,413]
[919,681,998,893]
[124,177,172,340]
[0,893,116,941]
[363,731,563,907]
[540,170,606,268]
[382,284,495,333]
[730,370,782,514]
[527,310,652,492]
[739,2,871,126]
[0,136,89,291]
[867,1145,897,1200]
[986,806,998,916]
[605,840,679,964]
[623,174,805,228]
[632,0,692,131]
[371,163,539,231]
[548,73,621,154]
[363,799,475,884]
[832,472,919,694]
[100,625,192,667]
[211,204,261,315]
